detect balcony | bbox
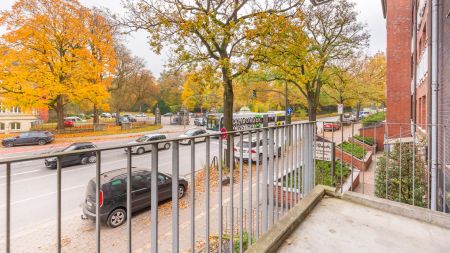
[0,121,449,252]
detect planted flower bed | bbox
[273,160,353,205]
[350,135,377,152]
[335,141,372,171]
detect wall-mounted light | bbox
[310,0,333,6]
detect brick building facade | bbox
[379,0,450,211]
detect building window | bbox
[10,122,21,130]
[0,123,4,130]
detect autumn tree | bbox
[122,0,301,165]
[182,68,223,113]
[253,0,369,121]
[110,44,158,117]
[0,0,116,129]
[83,8,117,124]
[158,71,184,113]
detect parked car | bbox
[82,168,188,227]
[194,118,206,126]
[135,113,147,118]
[125,134,171,155]
[44,142,97,169]
[323,122,341,131]
[342,113,356,124]
[179,129,208,145]
[111,113,117,118]
[100,112,112,118]
[64,116,86,123]
[2,131,54,147]
[163,112,173,117]
[117,116,130,126]
[64,120,75,127]
[233,137,282,162]
[359,111,370,119]
[122,114,137,122]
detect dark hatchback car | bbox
[2,131,54,147]
[45,142,97,169]
[82,168,188,228]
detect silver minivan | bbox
[125,134,171,155]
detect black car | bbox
[44,142,97,169]
[82,168,188,228]
[2,131,54,147]
[117,116,130,126]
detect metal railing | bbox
[2,119,448,252]
[0,122,316,253]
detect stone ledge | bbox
[342,191,450,229]
[246,185,331,253]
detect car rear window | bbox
[86,180,96,197]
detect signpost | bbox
[315,137,336,177]
[337,104,344,115]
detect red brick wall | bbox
[335,148,372,171]
[385,0,413,137]
[360,125,385,151]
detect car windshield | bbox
[136,136,148,142]
[184,129,197,136]
[62,145,77,152]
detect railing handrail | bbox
[0,122,316,165]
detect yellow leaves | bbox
[0,0,117,112]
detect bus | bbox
[206,111,286,132]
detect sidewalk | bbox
[0,163,264,253]
[0,124,196,156]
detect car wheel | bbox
[107,208,126,228]
[81,157,88,165]
[88,155,97,163]
[136,147,144,155]
[178,185,186,199]
[164,143,171,149]
[5,142,13,148]
[38,139,46,145]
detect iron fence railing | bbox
[1,119,448,253]
[0,122,316,253]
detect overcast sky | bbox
[1,0,386,78]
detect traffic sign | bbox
[337,104,344,114]
[220,127,227,139]
[287,107,293,116]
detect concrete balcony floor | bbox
[278,197,450,253]
[247,186,450,253]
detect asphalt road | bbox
[0,117,339,237]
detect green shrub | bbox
[362,111,385,126]
[337,141,367,159]
[282,160,351,188]
[375,142,427,207]
[353,135,375,146]
[222,231,252,252]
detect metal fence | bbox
[3,119,447,252]
[1,122,316,253]
[315,120,449,213]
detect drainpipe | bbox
[431,0,439,211]
[412,0,417,132]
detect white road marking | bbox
[0,184,85,208]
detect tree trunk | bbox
[222,70,234,169]
[115,107,121,126]
[93,104,99,124]
[356,102,361,122]
[56,95,65,130]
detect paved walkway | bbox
[354,151,382,196]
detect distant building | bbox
[0,104,45,133]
